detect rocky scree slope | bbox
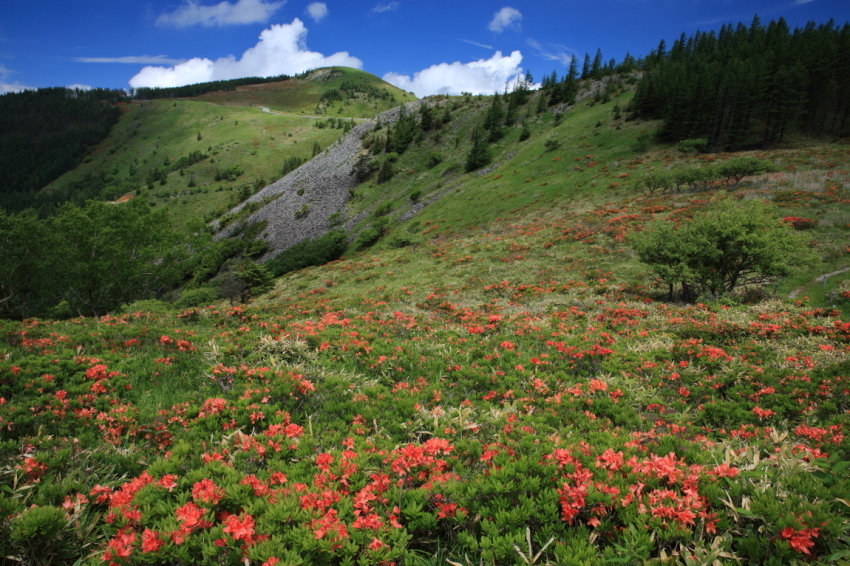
[216,100,426,259]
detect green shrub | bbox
[374,201,394,217]
[265,230,347,277]
[678,138,708,153]
[387,234,418,248]
[716,156,778,184]
[174,287,220,309]
[355,227,382,248]
[631,196,816,301]
[9,505,71,565]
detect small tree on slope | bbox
[630,196,816,302]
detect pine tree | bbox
[483,93,505,142]
[465,125,491,172]
[590,49,603,79]
[419,103,434,131]
[581,53,591,79]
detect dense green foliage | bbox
[0,87,125,204]
[465,125,491,171]
[131,75,291,100]
[0,199,193,318]
[636,157,778,194]
[264,231,348,277]
[629,17,850,149]
[0,192,848,563]
[631,196,816,301]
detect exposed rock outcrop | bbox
[216,100,425,260]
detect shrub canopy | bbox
[630,196,816,301]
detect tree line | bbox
[0,199,191,318]
[0,197,296,319]
[130,74,291,100]
[629,16,850,150]
[0,87,126,204]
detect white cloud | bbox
[0,83,31,94]
[527,39,572,65]
[75,55,186,65]
[383,50,524,97]
[156,0,284,28]
[372,2,399,13]
[306,2,328,21]
[0,64,32,94]
[129,18,362,89]
[488,7,521,33]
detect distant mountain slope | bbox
[31,68,415,225]
[0,87,126,211]
[192,67,416,118]
[216,101,425,255]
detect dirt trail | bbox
[256,106,365,120]
[788,266,850,299]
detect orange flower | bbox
[222,513,255,542]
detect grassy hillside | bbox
[2,159,849,564]
[40,68,415,230]
[2,66,850,565]
[311,81,849,313]
[197,67,416,118]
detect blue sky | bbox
[1,0,847,97]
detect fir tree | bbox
[465,125,491,172]
[483,93,505,142]
[581,53,591,79]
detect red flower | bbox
[192,478,225,504]
[175,502,206,528]
[141,529,164,553]
[780,526,819,554]
[223,513,255,542]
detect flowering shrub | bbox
[1,192,849,565]
[782,216,818,230]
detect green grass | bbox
[194,67,416,118]
[41,68,415,231]
[332,85,849,312]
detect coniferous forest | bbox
[0,87,126,209]
[628,17,850,150]
[130,74,291,100]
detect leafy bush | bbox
[678,138,708,153]
[427,152,443,168]
[355,227,382,248]
[220,165,244,181]
[716,156,778,184]
[387,234,418,248]
[631,196,816,301]
[265,230,347,277]
[374,201,394,217]
[174,287,220,309]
